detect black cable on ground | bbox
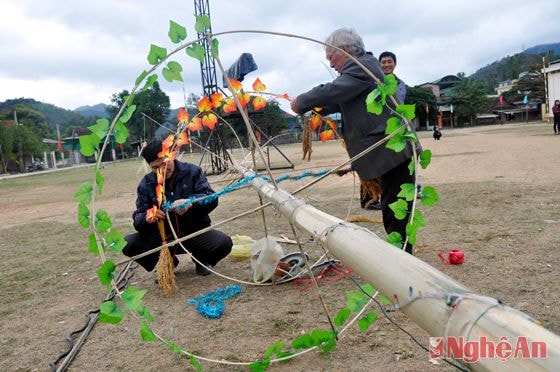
[49,262,138,372]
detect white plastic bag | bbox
[251,236,284,283]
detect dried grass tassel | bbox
[302,119,312,161]
[360,178,381,208]
[156,220,176,295]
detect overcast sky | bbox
[0,0,558,112]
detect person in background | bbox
[552,99,560,135]
[378,51,406,104]
[360,51,408,210]
[291,28,419,254]
[122,140,232,277]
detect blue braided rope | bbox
[163,169,330,212]
[187,285,243,318]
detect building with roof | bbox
[543,59,560,119]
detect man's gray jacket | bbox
[295,52,414,180]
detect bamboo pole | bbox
[248,173,560,370]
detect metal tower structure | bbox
[193,0,231,174]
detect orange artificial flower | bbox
[189,117,203,132]
[223,98,237,113]
[155,184,163,207]
[325,117,337,132]
[146,205,158,221]
[228,78,243,93]
[202,113,218,130]
[210,92,224,109]
[197,96,212,112]
[176,131,189,147]
[252,96,267,111]
[177,107,189,123]
[319,129,334,142]
[309,113,322,131]
[237,93,250,108]
[252,77,266,93]
[158,135,175,159]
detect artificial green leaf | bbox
[404,130,418,142]
[382,74,398,97]
[124,94,135,106]
[95,170,104,195]
[99,300,123,324]
[397,183,416,201]
[346,290,366,312]
[114,120,129,144]
[396,104,416,120]
[361,283,376,296]
[147,44,167,65]
[408,158,416,175]
[264,340,284,359]
[137,306,154,322]
[88,119,109,139]
[135,70,148,86]
[386,231,403,249]
[97,260,116,285]
[419,149,432,169]
[194,14,211,33]
[95,210,112,233]
[189,355,202,372]
[74,182,93,204]
[248,360,270,372]
[186,43,205,62]
[142,74,158,91]
[379,294,392,305]
[319,338,337,356]
[389,198,408,220]
[358,311,378,332]
[412,209,426,227]
[365,88,383,115]
[211,38,219,58]
[162,61,183,82]
[276,351,294,363]
[164,339,183,354]
[311,330,336,355]
[406,210,427,245]
[168,20,187,43]
[77,202,90,228]
[386,133,407,153]
[119,104,136,123]
[311,329,335,343]
[122,286,147,311]
[385,117,404,135]
[292,333,313,349]
[79,133,100,156]
[105,229,126,252]
[140,320,157,341]
[334,307,351,327]
[88,233,101,255]
[420,186,439,206]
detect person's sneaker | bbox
[195,263,213,276]
[366,201,382,210]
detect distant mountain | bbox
[0,98,93,134]
[74,103,109,119]
[469,42,560,92]
[524,42,560,55]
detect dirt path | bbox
[1,122,558,371]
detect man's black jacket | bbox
[132,160,218,239]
